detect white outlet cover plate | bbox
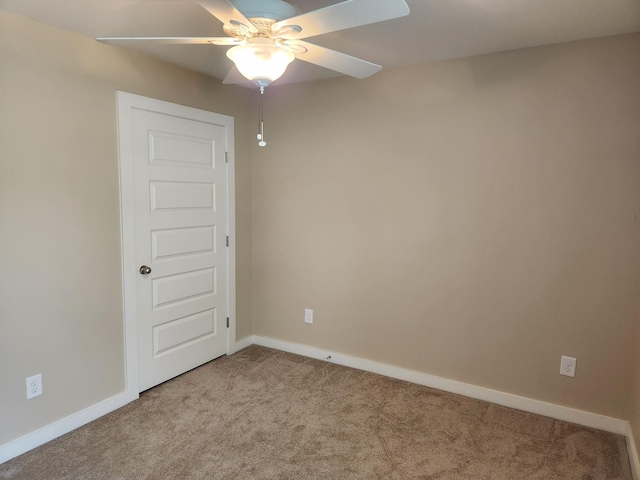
[560,356,577,377]
[304,309,313,324]
[26,373,43,399]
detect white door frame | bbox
[117,91,236,396]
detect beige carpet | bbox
[0,346,632,479]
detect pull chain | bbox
[257,86,266,147]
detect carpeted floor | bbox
[0,346,632,479]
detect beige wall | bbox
[2,5,640,458]
[253,34,640,420]
[0,11,253,445]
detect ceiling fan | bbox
[98,0,410,146]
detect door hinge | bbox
[225,152,228,163]
[226,236,229,247]
[226,317,229,328]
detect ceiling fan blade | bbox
[286,41,381,79]
[96,36,240,45]
[210,37,245,46]
[272,0,409,40]
[194,0,258,34]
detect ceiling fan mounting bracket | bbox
[230,0,298,22]
[224,0,301,39]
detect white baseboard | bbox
[229,335,253,355]
[0,389,138,464]
[253,335,627,435]
[627,423,640,480]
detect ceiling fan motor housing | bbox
[230,0,298,21]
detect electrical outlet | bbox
[304,308,313,324]
[26,373,43,399]
[560,356,576,377]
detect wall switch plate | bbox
[26,373,43,399]
[560,356,576,377]
[304,309,313,324]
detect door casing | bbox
[117,91,237,396]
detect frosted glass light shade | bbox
[227,40,294,88]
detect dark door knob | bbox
[139,265,152,275]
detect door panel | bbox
[153,308,217,356]
[150,181,215,210]
[151,227,215,260]
[149,131,215,167]
[152,268,216,308]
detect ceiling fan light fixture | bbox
[226,38,294,88]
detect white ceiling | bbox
[2,0,639,86]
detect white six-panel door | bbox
[118,92,234,392]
